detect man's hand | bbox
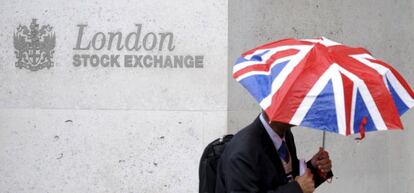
[311,147,332,173]
[295,169,315,193]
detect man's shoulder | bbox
[224,117,265,158]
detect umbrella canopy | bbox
[233,37,414,136]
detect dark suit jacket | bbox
[215,116,332,193]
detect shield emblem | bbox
[13,19,55,71]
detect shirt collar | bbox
[259,113,284,150]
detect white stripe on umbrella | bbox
[259,45,314,109]
[289,64,337,126]
[350,81,358,134]
[386,72,414,108]
[331,64,347,135]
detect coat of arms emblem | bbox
[13,19,56,71]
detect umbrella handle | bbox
[322,131,326,149]
[319,131,332,183]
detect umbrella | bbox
[233,37,414,142]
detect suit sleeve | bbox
[306,161,333,188]
[224,154,303,193]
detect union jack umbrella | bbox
[233,37,414,139]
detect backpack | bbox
[199,134,234,193]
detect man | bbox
[215,112,333,193]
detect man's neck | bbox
[272,126,286,138]
[262,112,288,138]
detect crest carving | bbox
[14,19,55,71]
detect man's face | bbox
[262,111,294,134]
[269,121,295,137]
[270,121,294,131]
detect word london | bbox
[73,24,204,68]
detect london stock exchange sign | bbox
[14,19,56,71]
[73,24,204,69]
[12,19,204,70]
